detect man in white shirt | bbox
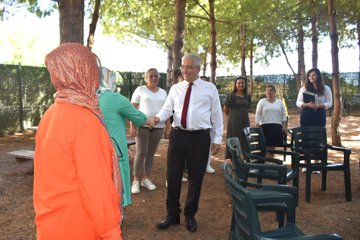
[154,53,223,232]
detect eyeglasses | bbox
[180,65,197,70]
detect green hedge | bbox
[0,64,54,135]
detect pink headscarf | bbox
[45,43,102,116]
[45,43,122,200]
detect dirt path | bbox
[0,113,359,239]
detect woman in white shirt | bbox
[130,68,169,194]
[255,84,287,158]
[296,68,333,173]
[296,68,333,127]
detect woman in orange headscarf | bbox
[33,43,122,240]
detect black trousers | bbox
[166,128,211,217]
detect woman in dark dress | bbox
[224,76,251,159]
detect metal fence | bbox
[0,64,167,135]
[0,63,358,135]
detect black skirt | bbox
[300,108,326,127]
[261,123,284,147]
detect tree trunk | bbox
[58,0,84,44]
[249,38,254,97]
[296,24,305,92]
[166,43,173,91]
[201,47,209,77]
[311,0,318,68]
[209,0,216,83]
[171,0,186,86]
[240,24,247,77]
[279,42,296,76]
[86,0,101,50]
[328,0,342,146]
[357,16,360,93]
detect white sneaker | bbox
[131,181,140,194]
[206,166,215,174]
[141,178,156,191]
[302,168,307,173]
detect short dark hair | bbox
[266,84,276,92]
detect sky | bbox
[0,4,358,76]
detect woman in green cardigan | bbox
[97,67,153,209]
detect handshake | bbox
[145,116,160,129]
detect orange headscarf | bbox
[45,43,122,199]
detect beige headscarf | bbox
[45,43,122,199]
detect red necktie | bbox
[181,82,193,129]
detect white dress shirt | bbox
[157,78,223,144]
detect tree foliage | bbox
[1,0,359,143]
[2,0,358,76]
[0,0,56,20]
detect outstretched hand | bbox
[130,125,137,137]
[144,116,161,129]
[146,117,155,129]
[154,117,160,125]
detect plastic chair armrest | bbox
[244,162,287,183]
[244,162,287,172]
[250,154,283,165]
[260,184,298,195]
[283,234,343,240]
[328,144,351,160]
[267,148,293,156]
[327,144,350,152]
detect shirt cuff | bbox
[213,136,222,145]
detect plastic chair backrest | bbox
[224,167,261,239]
[242,127,267,160]
[226,137,247,179]
[291,126,328,161]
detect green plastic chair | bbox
[226,138,297,228]
[241,127,300,190]
[291,126,352,203]
[224,167,343,240]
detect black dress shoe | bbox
[185,216,197,232]
[155,215,180,229]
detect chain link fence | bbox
[0,63,358,135]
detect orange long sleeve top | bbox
[33,101,122,240]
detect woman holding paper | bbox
[296,68,333,127]
[296,68,333,173]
